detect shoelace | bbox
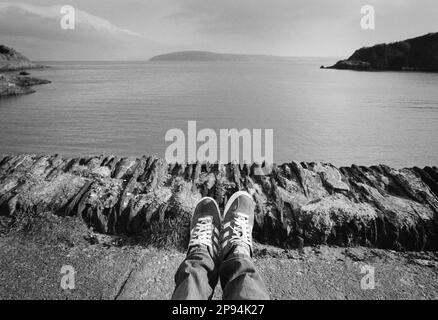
[189,216,213,248]
[228,212,252,247]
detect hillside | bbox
[328,33,438,71]
[0,45,49,97]
[150,51,291,62]
[0,45,42,71]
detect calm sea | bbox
[0,59,437,168]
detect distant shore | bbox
[149,50,296,62]
[0,45,50,98]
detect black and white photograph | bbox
[0,0,438,307]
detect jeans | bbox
[171,247,270,300]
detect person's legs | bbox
[172,247,217,300]
[219,191,270,300]
[171,197,221,300]
[219,252,269,300]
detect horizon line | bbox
[33,56,342,63]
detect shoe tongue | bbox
[233,245,250,256]
[234,195,252,212]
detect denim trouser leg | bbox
[219,253,270,300]
[171,248,218,300]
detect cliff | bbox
[0,45,42,71]
[1,154,437,251]
[328,32,438,71]
[0,45,50,97]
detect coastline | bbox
[0,72,51,98]
[324,32,438,72]
[0,44,50,98]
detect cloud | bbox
[1,0,437,59]
[0,2,143,37]
[0,2,172,60]
[163,0,438,56]
[166,0,340,35]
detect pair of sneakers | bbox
[188,191,255,261]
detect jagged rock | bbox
[0,45,50,97]
[0,73,50,98]
[0,154,437,251]
[329,60,372,71]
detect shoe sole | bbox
[194,196,221,219]
[222,191,253,221]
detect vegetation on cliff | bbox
[328,33,438,71]
[0,45,50,97]
[0,45,42,71]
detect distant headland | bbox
[0,45,45,71]
[0,45,50,98]
[325,32,438,72]
[150,51,293,62]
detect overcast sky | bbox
[1,0,437,60]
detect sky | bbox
[0,0,437,60]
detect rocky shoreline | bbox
[0,45,50,98]
[0,154,437,251]
[325,32,438,72]
[0,73,51,97]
